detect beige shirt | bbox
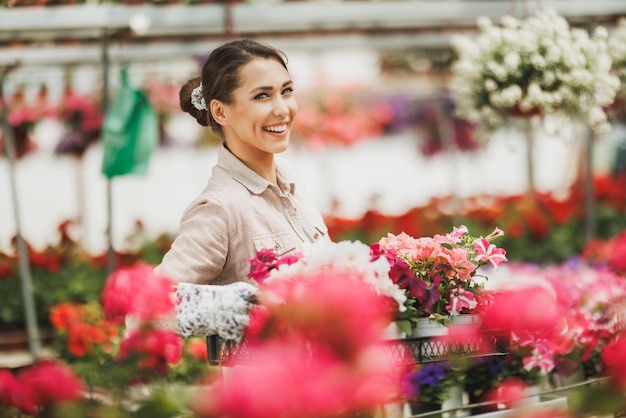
[156,145,330,287]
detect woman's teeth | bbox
[264,124,287,133]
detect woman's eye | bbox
[282,87,294,95]
[254,92,269,100]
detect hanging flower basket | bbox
[450,8,620,140]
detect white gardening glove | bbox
[175,281,258,341]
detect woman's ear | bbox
[210,99,228,127]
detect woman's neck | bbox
[225,143,277,184]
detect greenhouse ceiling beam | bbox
[230,0,626,34]
[0,32,452,67]
[0,1,624,44]
[0,4,225,43]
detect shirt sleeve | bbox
[155,197,229,286]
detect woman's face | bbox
[216,57,298,163]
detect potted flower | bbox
[402,361,460,416]
[464,356,506,414]
[450,8,619,141]
[1,87,40,159]
[372,225,507,335]
[248,240,410,338]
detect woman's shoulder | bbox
[180,171,250,217]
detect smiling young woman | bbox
[153,38,331,339]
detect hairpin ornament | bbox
[191,83,207,111]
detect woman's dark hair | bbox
[179,38,289,138]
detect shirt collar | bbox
[217,145,295,195]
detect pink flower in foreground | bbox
[101,262,174,321]
[249,270,392,361]
[602,335,626,388]
[608,231,626,276]
[485,378,530,408]
[230,269,406,418]
[18,359,84,408]
[0,360,84,414]
[481,285,561,336]
[118,328,183,375]
[473,238,507,269]
[192,342,402,418]
[0,369,37,414]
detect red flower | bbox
[50,303,120,357]
[18,359,84,408]
[187,338,208,362]
[608,231,626,276]
[101,262,174,321]
[50,302,84,331]
[118,328,183,375]
[602,335,626,388]
[485,378,530,409]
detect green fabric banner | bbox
[101,68,158,178]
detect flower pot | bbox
[412,317,449,338]
[382,321,407,340]
[409,401,442,417]
[442,384,468,417]
[467,390,499,415]
[450,314,481,327]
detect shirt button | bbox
[274,244,280,251]
[313,233,320,239]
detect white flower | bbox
[450,8,618,138]
[266,240,408,312]
[503,52,521,71]
[490,85,522,108]
[530,54,547,70]
[484,79,498,92]
[500,15,519,30]
[477,16,492,31]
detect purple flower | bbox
[409,363,450,389]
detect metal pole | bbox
[584,128,596,244]
[0,66,41,359]
[101,28,115,275]
[524,117,536,195]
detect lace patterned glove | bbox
[175,281,258,341]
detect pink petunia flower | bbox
[473,238,508,269]
[446,286,478,316]
[433,224,469,245]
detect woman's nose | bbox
[272,97,289,116]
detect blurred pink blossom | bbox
[101,262,174,321]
